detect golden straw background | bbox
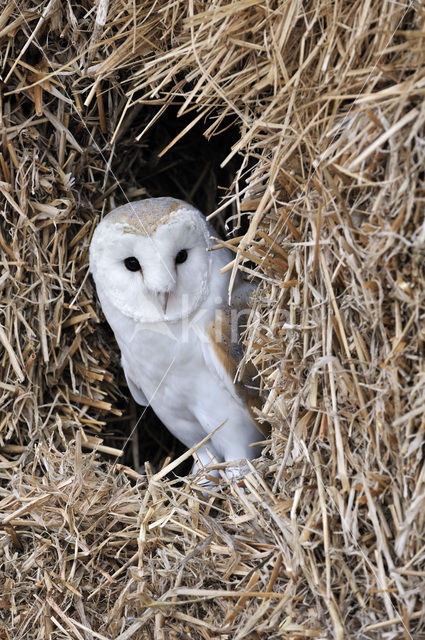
[1,1,424,638]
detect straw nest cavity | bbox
[1,1,425,638]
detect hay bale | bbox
[1,0,424,637]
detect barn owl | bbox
[89,197,266,471]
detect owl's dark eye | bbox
[124,256,141,272]
[175,249,188,265]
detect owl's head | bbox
[89,198,216,323]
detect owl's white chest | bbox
[97,288,261,463]
[102,296,225,442]
[122,320,206,420]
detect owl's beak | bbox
[157,292,169,315]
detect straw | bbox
[1,0,424,637]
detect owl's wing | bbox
[122,359,149,406]
[201,278,268,436]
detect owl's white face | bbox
[89,198,212,324]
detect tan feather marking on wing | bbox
[207,310,269,437]
[207,310,237,379]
